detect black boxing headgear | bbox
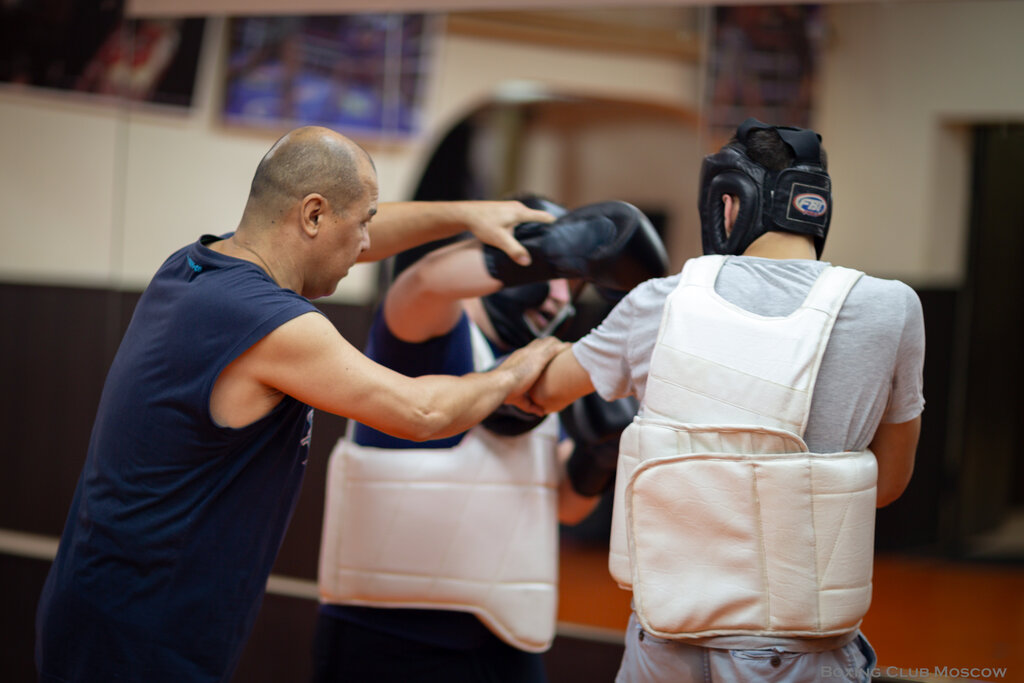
[483,282,556,349]
[699,118,831,258]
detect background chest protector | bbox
[608,255,877,639]
[317,324,562,653]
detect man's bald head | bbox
[243,126,376,226]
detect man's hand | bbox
[505,343,595,417]
[496,337,569,414]
[457,200,556,267]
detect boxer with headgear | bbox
[512,118,926,683]
[313,195,668,683]
[698,117,832,258]
[480,197,651,478]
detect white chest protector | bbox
[609,255,877,639]
[317,324,561,653]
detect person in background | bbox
[314,195,668,682]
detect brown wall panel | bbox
[0,284,132,536]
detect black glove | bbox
[507,192,569,221]
[560,393,639,497]
[481,403,546,436]
[483,201,669,297]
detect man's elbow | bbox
[401,408,451,442]
[876,483,907,508]
[375,401,451,442]
[876,466,915,508]
[870,417,921,508]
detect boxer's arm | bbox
[357,201,554,266]
[516,344,596,415]
[871,416,921,507]
[383,239,501,343]
[212,311,566,441]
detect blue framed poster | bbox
[224,14,436,139]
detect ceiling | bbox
[127,0,944,18]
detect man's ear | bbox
[301,194,326,236]
[722,194,739,236]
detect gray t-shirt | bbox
[575,255,925,454]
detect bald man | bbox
[34,126,565,683]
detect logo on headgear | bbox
[793,193,827,217]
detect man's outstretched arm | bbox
[220,311,567,442]
[358,200,555,266]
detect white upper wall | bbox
[0,93,125,286]
[816,0,1024,285]
[0,16,698,300]
[2,1,1023,296]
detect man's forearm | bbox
[401,337,566,441]
[404,370,520,442]
[359,202,474,263]
[359,200,549,266]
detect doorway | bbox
[953,124,1024,560]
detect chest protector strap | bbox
[609,255,876,639]
[317,325,561,652]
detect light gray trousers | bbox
[615,613,877,683]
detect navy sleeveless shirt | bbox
[37,235,319,682]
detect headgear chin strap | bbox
[699,118,832,258]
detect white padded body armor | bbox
[317,324,561,652]
[608,255,877,639]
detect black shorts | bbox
[310,611,548,683]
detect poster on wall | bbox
[705,5,824,149]
[0,1,205,107]
[223,14,437,140]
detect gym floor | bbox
[553,537,1024,683]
